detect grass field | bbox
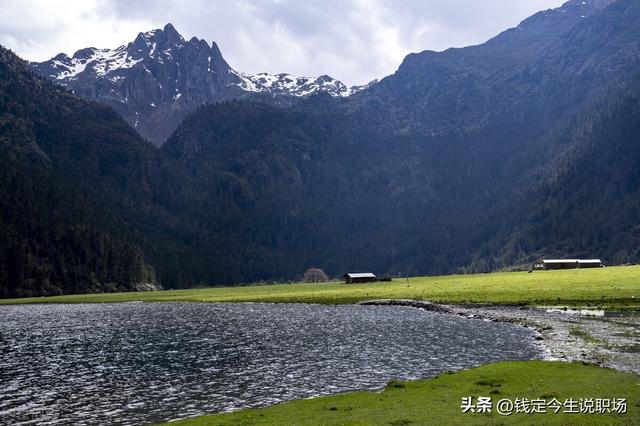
[162,361,639,425]
[1,265,639,309]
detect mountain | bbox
[0,43,357,296]
[0,45,161,297]
[158,0,640,278]
[2,0,639,297]
[32,24,361,145]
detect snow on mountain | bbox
[32,24,374,145]
[46,47,142,80]
[234,73,377,97]
[41,40,357,98]
[234,72,355,97]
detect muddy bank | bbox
[359,300,640,374]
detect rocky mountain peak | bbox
[31,23,366,145]
[162,23,183,42]
[130,24,188,59]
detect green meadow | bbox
[2,265,639,309]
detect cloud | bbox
[0,0,565,86]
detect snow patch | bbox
[52,47,142,80]
[232,70,356,97]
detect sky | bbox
[0,0,566,87]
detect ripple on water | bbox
[0,302,541,425]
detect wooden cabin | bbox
[344,272,377,284]
[542,259,602,270]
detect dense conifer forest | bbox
[1,0,639,297]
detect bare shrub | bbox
[303,268,329,283]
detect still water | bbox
[0,302,541,425]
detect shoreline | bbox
[359,299,640,374]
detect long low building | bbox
[344,273,377,284]
[542,259,603,270]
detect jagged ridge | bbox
[32,24,371,145]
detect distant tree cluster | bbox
[302,268,329,283]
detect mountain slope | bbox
[32,24,360,145]
[488,77,640,269]
[0,45,160,297]
[350,0,620,134]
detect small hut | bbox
[343,272,377,284]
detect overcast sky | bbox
[1,0,566,86]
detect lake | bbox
[0,302,542,425]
